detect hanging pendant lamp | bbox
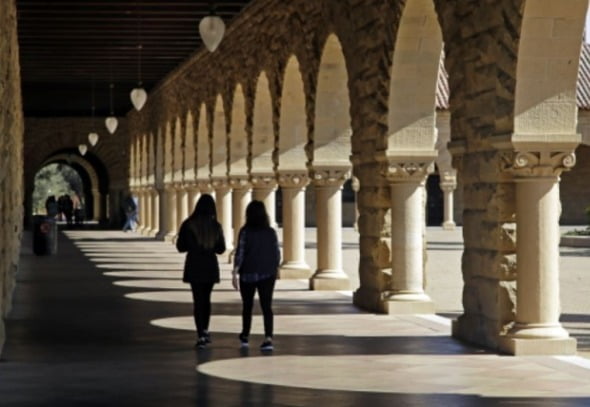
[130,86,147,111]
[88,80,100,146]
[105,83,118,134]
[199,1,225,52]
[131,7,147,111]
[78,144,88,156]
[88,132,99,146]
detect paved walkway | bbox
[0,227,590,405]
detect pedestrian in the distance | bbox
[232,200,281,351]
[176,194,226,349]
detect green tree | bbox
[32,163,83,214]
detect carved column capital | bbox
[229,177,251,190]
[382,158,434,184]
[250,173,277,189]
[501,150,576,178]
[311,166,351,188]
[277,171,310,189]
[196,180,212,193]
[439,171,457,191]
[211,177,230,190]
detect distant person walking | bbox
[232,200,281,351]
[176,194,226,349]
[122,194,138,232]
[45,195,58,218]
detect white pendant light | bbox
[78,144,88,156]
[88,132,99,146]
[130,87,147,111]
[105,116,118,134]
[105,83,118,134]
[199,15,225,52]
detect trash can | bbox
[33,215,57,255]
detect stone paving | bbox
[1,227,590,405]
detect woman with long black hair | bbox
[176,194,226,349]
[232,200,281,351]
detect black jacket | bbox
[234,226,280,277]
[176,219,226,284]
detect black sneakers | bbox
[239,333,249,348]
[195,337,207,349]
[260,338,273,351]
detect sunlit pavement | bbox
[0,227,589,405]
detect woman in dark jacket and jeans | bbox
[232,200,280,351]
[176,194,226,348]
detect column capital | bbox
[277,171,310,189]
[250,173,277,189]
[501,150,576,179]
[211,177,230,190]
[382,157,434,184]
[197,180,213,193]
[229,177,251,190]
[311,166,351,187]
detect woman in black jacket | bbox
[232,200,280,351]
[176,194,226,348]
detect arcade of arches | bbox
[2,0,590,357]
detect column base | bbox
[353,286,386,313]
[442,221,456,231]
[309,269,350,290]
[278,262,311,279]
[147,229,159,238]
[164,233,176,243]
[498,336,576,355]
[382,292,435,314]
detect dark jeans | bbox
[190,282,215,338]
[239,276,276,338]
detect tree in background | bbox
[32,163,83,215]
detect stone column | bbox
[251,174,277,228]
[150,188,160,238]
[198,180,214,196]
[91,188,100,221]
[176,184,189,232]
[213,179,233,254]
[164,184,178,242]
[277,172,311,279]
[499,150,576,355]
[137,189,147,234]
[229,177,252,260]
[440,173,457,230]
[310,167,350,290]
[382,160,435,314]
[143,188,152,236]
[187,185,200,214]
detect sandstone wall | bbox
[23,118,130,228]
[0,0,24,355]
[561,144,590,224]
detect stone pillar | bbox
[382,160,435,314]
[150,189,160,237]
[277,172,311,279]
[198,180,214,196]
[251,174,277,228]
[164,184,178,242]
[440,173,457,230]
[91,188,100,221]
[213,179,233,254]
[137,189,147,234]
[187,185,200,214]
[176,184,189,232]
[230,177,251,260]
[143,188,153,236]
[310,167,350,290]
[499,150,576,355]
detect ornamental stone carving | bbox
[501,150,576,178]
[229,177,251,189]
[197,180,212,192]
[277,172,310,189]
[250,173,277,188]
[311,167,351,187]
[382,159,434,183]
[211,178,230,189]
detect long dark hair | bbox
[245,200,270,229]
[188,194,220,249]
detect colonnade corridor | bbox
[1,229,590,405]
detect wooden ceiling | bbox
[16,0,253,117]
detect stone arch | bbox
[163,120,173,183]
[211,94,228,179]
[229,84,248,178]
[38,150,107,222]
[251,71,275,175]
[173,116,183,182]
[387,0,442,154]
[278,55,307,171]
[196,103,211,185]
[313,34,351,167]
[184,110,196,181]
